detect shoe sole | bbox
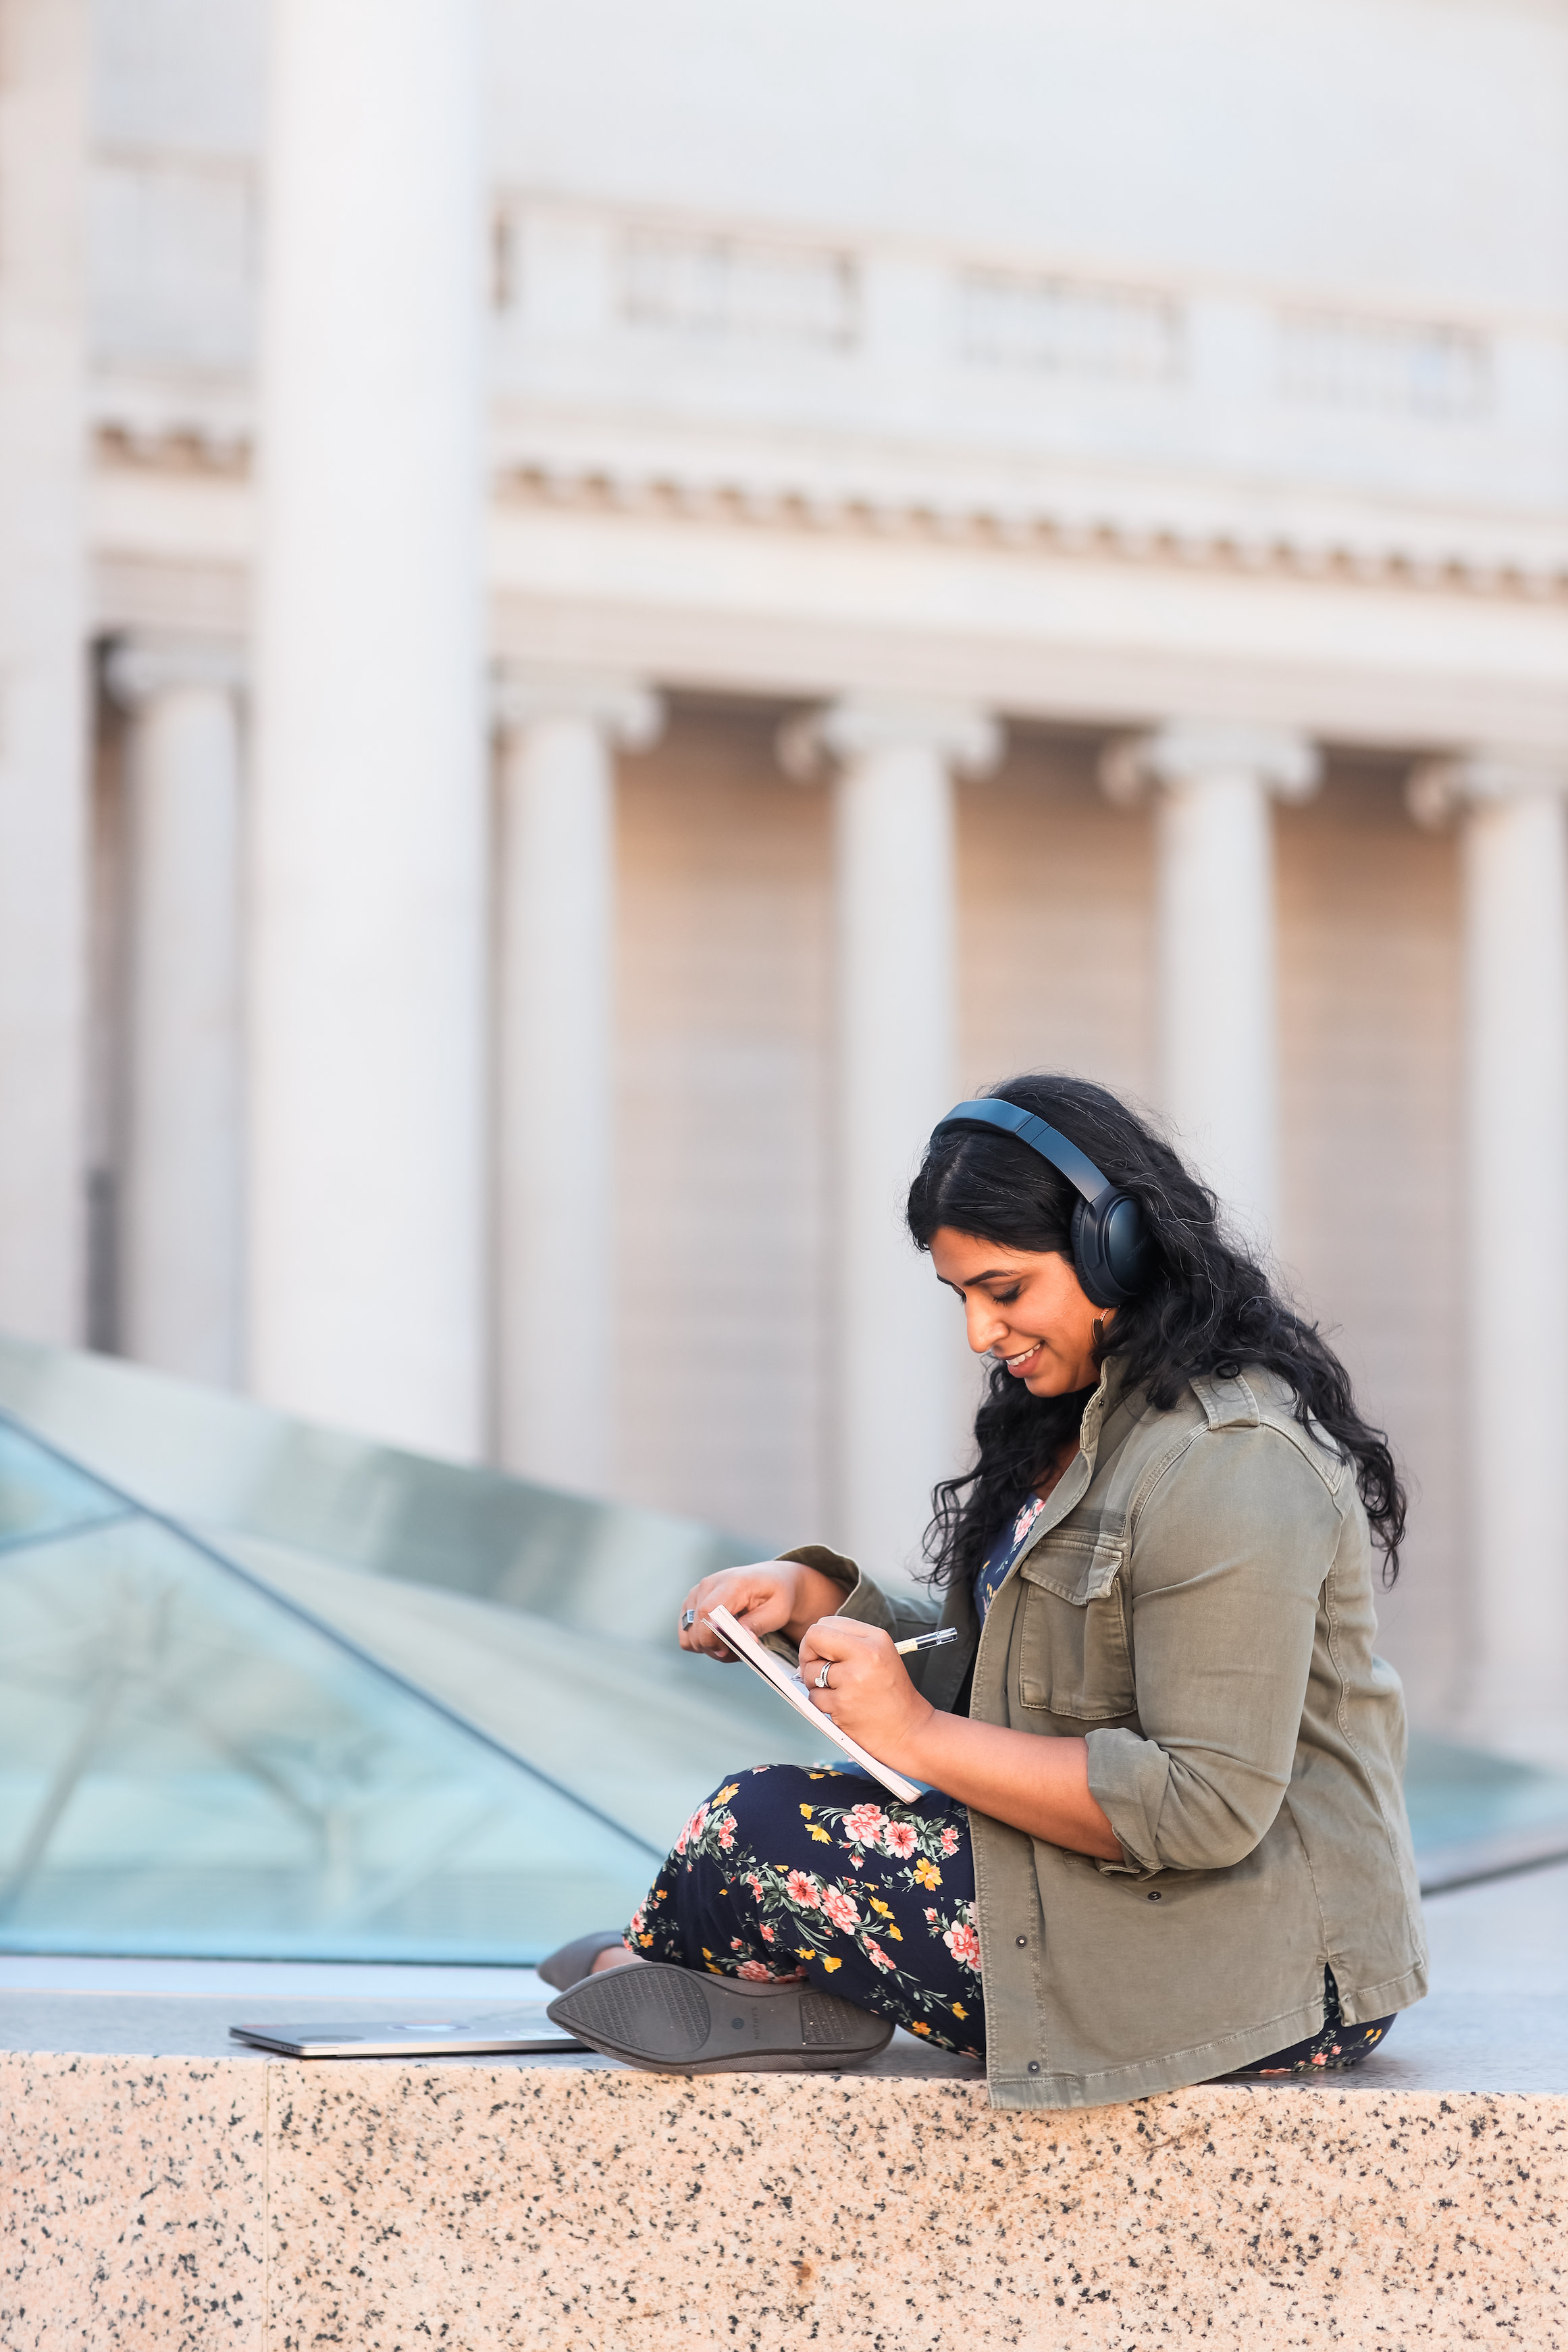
[546,1963,893,2075]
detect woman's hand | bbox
[798,1619,1122,1858]
[795,1617,937,1768]
[677,1559,848,1660]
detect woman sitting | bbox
[543,1073,1427,2109]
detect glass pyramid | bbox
[3,1333,1567,1964]
[0,1418,666,1960]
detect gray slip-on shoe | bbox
[536,1929,629,1993]
[546,1962,893,2075]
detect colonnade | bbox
[107,649,1568,1711]
[86,0,1568,1744]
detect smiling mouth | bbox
[1001,1342,1044,1376]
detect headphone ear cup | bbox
[1071,1191,1153,1310]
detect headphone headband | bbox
[928,1095,1153,1307]
[931,1099,1114,1205]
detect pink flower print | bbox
[923,1906,939,1925]
[737,1960,775,1981]
[785,1870,820,1908]
[744,1874,764,1901]
[939,1826,960,1857]
[717,1817,735,1851]
[844,1802,887,1848]
[866,1938,893,1972]
[627,1904,646,1939]
[943,1916,982,1971]
[881,1820,917,1860]
[1012,1494,1046,1545]
[822,1885,861,1934]
[675,1802,708,1857]
[731,1937,743,1950]
[760,1925,775,1943]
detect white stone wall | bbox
[615,706,833,1548]
[0,0,1562,1737]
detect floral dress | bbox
[627,1500,1394,2073]
[625,1512,1043,2058]
[628,1765,985,2054]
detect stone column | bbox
[492,671,662,1492]
[0,0,90,1342]
[250,0,487,1455]
[105,637,245,1386]
[1101,723,1320,1240]
[781,697,1002,1579]
[1408,753,1568,1741]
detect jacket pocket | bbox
[1015,1529,1135,1720]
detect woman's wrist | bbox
[782,1564,854,1646]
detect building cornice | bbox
[93,411,1568,605]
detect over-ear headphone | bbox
[929,1098,1155,1310]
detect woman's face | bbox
[929,1226,1109,1397]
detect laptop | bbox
[229,2008,587,2058]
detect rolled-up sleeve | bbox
[1082,1427,1343,1875]
[772,1543,943,1655]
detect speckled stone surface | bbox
[5,1868,1568,2351]
[0,2054,265,2348]
[265,2066,1568,2350]
[3,2055,1566,2347]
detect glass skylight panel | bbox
[0,1468,658,1962]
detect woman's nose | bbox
[966,1302,1006,1355]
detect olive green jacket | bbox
[786,1359,1427,2111]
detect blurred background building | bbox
[2,0,1566,1758]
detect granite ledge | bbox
[3,2049,1565,2351]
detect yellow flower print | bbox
[914,1858,942,1889]
[887,1926,903,1940]
[799,1805,814,1819]
[911,2022,931,2036]
[796,1948,817,1961]
[869,1898,893,1918]
[716,1783,741,1804]
[807,1825,832,1843]
[952,2002,968,2019]
[822,1956,842,1972]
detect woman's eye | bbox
[994,1286,1021,1306]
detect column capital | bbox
[104,633,246,710]
[1407,751,1568,830]
[777,695,1003,785]
[492,664,664,753]
[1100,722,1321,810]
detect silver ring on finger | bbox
[680,1609,696,1630]
[815,1663,831,1690]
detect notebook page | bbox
[704,1604,921,1804]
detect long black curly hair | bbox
[906,1072,1406,1590]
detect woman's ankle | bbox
[589,1940,642,1974]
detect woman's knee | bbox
[675,1763,812,1860]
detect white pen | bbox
[893,1627,959,1656]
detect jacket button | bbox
[1147,1891,1163,1902]
[1027,2060,1041,2073]
[1016,1935,1028,1946]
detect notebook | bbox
[228,2009,585,2058]
[705,1602,922,1804]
